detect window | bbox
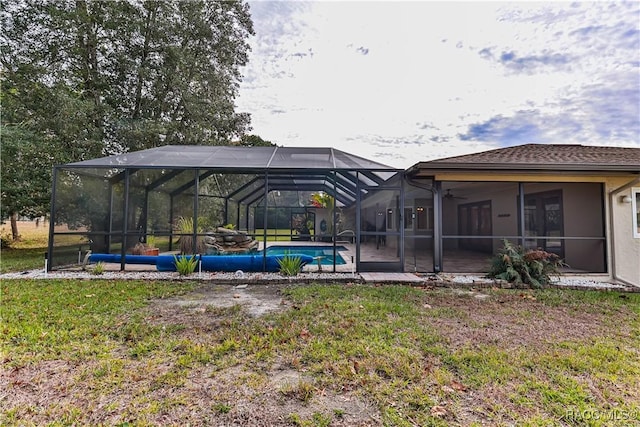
[633,188,640,238]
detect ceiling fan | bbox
[443,189,467,200]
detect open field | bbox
[2,280,639,426]
[1,221,52,273]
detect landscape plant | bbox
[145,235,156,248]
[277,253,303,276]
[175,216,205,254]
[488,239,567,287]
[173,254,198,276]
[91,261,105,276]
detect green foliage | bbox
[1,0,255,226]
[145,235,156,248]
[309,192,334,209]
[3,1,254,151]
[1,230,13,249]
[176,217,198,234]
[173,255,198,276]
[0,126,53,224]
[488,239,566,288]
[175,216,205,254]
[238,134,274,147]
[212,403,232,414]
[91,261,106,276]
[277,253,303,276]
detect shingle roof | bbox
[410,144,640,173]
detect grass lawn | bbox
[1,221,52,273]
[2,280,639,426]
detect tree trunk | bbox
[10,212,20,240]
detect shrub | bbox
[145,234,156,248]
[277,253,303,276]
[0,231,12,249]
[175,217,205,254]
[174,255,198,276]
[91,261,105,276]
[487,239,567,288]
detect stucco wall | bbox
[608,179,640,287]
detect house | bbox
[48,143,639,286]
[406,144,640,287]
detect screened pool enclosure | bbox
[48,146,406,272]
[48,145,612,275]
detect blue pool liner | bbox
[88,253,315,272]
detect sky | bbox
[235,1,640,169]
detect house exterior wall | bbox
[607,179,640,287]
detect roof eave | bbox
[408,162,640,175]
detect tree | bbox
[0,0,255,236]
[0,126,53,240]
[239,134,274,147]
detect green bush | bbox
[91,261,105,276]
[0,232,12,249]
[175,217,205,254]
[277,253,303,276]
[173,255,198,276]
[487,239,567,288]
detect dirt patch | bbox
[423,289,630,349]
[156,283,289,317]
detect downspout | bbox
[608,177,640,287]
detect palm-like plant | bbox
[175,216,205,254]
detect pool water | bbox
[264,246,347,265]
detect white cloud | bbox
[237,1,640,168]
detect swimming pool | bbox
[264,245,348,265]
